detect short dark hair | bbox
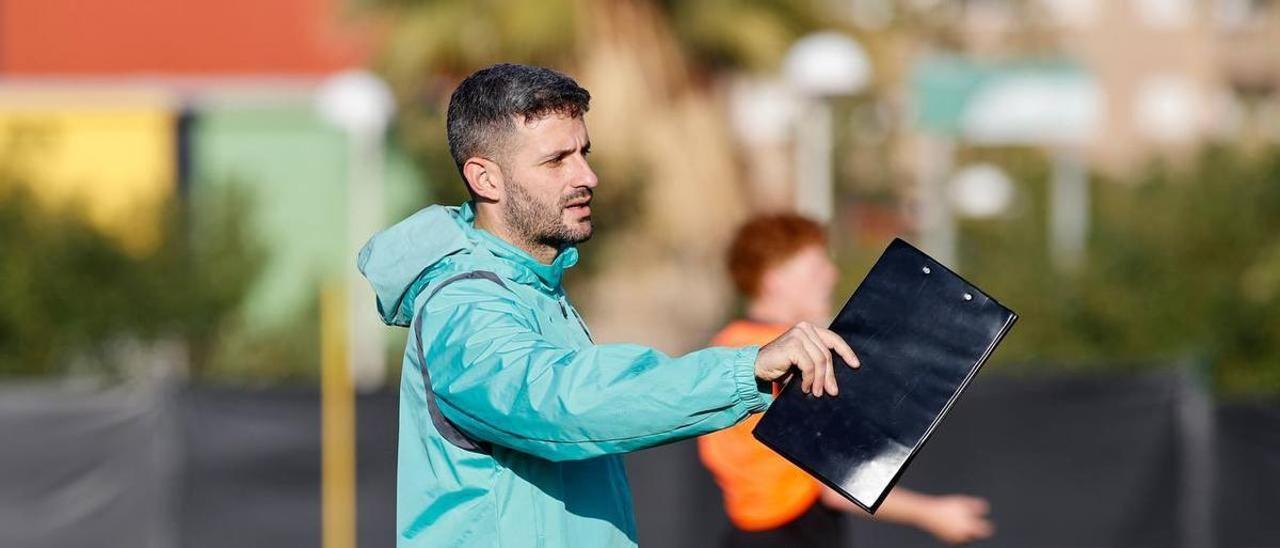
[446,63,591,176]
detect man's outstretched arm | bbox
[421,280,857,461]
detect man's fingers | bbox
[799,325,839,396]
[773,324,859,397]
[791,341,816,394]
[796,327,832,396]
[811,346,829,397]
[816,328,859,368]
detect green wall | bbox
[190,104,428,331]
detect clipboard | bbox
[752,238,1018,513]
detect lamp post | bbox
[783,32,871,223]
[315,69,395,548]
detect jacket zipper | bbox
[558,297,594,343]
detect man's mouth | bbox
[565,201,592,216]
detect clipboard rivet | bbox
[963,293,973,301]
[921,266,931,275]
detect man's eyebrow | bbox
[540,147,573,161]
[540,142,591,162]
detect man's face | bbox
[497,113,598,249]
[765,244,839,323]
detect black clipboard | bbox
[752,238,1017,513]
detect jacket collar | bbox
[458,201,579,292]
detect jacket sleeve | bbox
[418,279,772,462]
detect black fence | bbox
[2,369,1278,547]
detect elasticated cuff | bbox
[731,345,772,413]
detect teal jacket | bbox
[358,202,771,547]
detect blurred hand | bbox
[920,495,994,545]
[754,322,859,397]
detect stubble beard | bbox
[503,177,593,252]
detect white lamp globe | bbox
[949,163,1016,219]
[783,32,872,97]
[316,70,396,137]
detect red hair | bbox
[727,214,827,298]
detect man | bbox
[699,213,996,547]
[358,64,860,547]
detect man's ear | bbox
[462,157,504,202]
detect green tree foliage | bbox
[656,0,825,71]
[0,182,263,379]
[357,0,835,206]
[951,146,1280,397]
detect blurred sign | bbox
[911,56,1101,146]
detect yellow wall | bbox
[0,94,175,254]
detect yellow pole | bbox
[321,285,357,548]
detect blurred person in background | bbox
[699,213,995,547]
[359,64,862,548]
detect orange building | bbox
[0,0,369,75]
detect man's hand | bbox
[919,495,994,545]
[754,322,859,397]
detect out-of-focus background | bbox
[2,0,1279,546]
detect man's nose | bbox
[575,157,599,189]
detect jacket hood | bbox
[357,204,470,326]
[357,202,580,326]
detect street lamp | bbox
[316,70,396,392]
[783,32,872,223]
[315,69,396,548]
